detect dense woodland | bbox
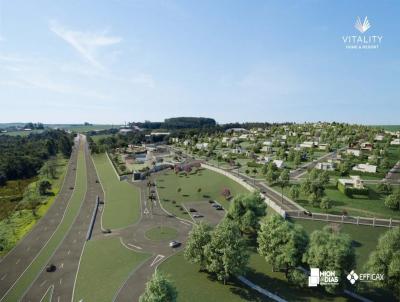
[0,130,73,186]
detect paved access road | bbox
[20,138,104,302]
[113,178,192,302]
[0,136,80,300]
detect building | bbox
[261,146,272,153]
[300,141,316,149]
[361,142,373,152]
[338,176,364,189]
[318,144,329,151]
[352,163,377,173]
[315,162,335,171]
[273,159,285,169]
[195,143,209,150]
[346,148,361,157]
[374,134,385,141]
[390,138,400,145]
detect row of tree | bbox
[0,130,73,186]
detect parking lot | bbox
[185,201,226,225]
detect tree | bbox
[384,190,400,210]
[303,226,355,293]
[227,192,267,234]
[366,227,400,299]
[377,182,392,195]
[184,222,212,270]
[204,219,249,284]
[38,179,52,195]
[289,185,300,201]
[221,188,231,199]
[139,271,177,302]
[294,153,301,167]
[257,215,308,279]
[320,196,331,211]
[266,169,276,184]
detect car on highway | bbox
[303,210,312,217]
[212,203,220,208]
[192,213,203,218]
[215,205,223,210]
[102,228,112,234]
[46,264,56,272]
[169,240,181,248]
[208,200,214,204]
[189,208,197,212]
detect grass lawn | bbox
[275,183,400,219]
[159,252,268,302]
[92,153,140,229]
[288,219,396,301]
[145,226,178,241]
[73,237,150,302]
[156,168,249,219]
[2,145,87,302]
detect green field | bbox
[2,146,87,302]
[371,125,400,131]
[92,153,140,229]
[1,130,44,137]
[159,252,266,302]
[145,226,178,241]
[156,168,249,219]
[73,237,150,302]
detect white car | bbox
[169,240,181,248]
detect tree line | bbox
[0,130,73,186]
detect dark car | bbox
[95,179,99,183]
[46,264,56,272]
[303,210,312,217]
[208,200,214,204]
[102,228,112,234]
[189,208,197,212]
[69,186,74,190]
[192,214,203,218]
[212,203,220,208]
[215,205,223,210]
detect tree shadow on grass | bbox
[244,268,341,302]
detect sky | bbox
[0,0,399,124]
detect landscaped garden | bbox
[145,226,178,241]
[92,153,141,229]
[156,168,249,219]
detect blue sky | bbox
[0,0,399,124]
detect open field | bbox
[371,125,400,131]
[92,153,140,229]
[73,237,150,302]
[2,146,87,302]
[156,168,249,219]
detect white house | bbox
[263,141,272,146]
[346,148,361,157]
[261,146,272,153]
[338,176,364,189]
[232,146,244,154]
[195,143,209,150]
[318,144,329,151]
[374,134,385,141]
[273,159,285,169]
[315,162,335,171]
[183,140,191,146]
[300,141,316,149]
[239,134,249,140]
[352,163,377,173]
[390,138,400,145]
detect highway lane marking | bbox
[150,254,165,267]
[57,296,60,302]
[180,220,191,226]
[59,278,62,285]
[73,239,77,243]
[1,274,6,281]
[27,246,30,251]
[60,263,64,269]
[44,227,48,231]
[15,259,20,265]
[127,243,142,250]
[67,250,71,255]
[40,280,47,287]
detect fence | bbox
[286,210,400,228]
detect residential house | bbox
[300,141,316,149]
[346,148,361,157]
[338,176,364,189]
[352,163,377,173]
[361,142,373,152]
[315,162,335,171]
[273,159,285,169]
[374,134,385,141]
[195,143,209,150]
[390,138,400,145]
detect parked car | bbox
[102,228,111,234]
[169,240,181,248]
[193,214,203,218]
[46,264,56,272]
[303,210,312,217]
[189,208,197,212]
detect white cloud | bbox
[130,73,155,88]
[49,20,122,68]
